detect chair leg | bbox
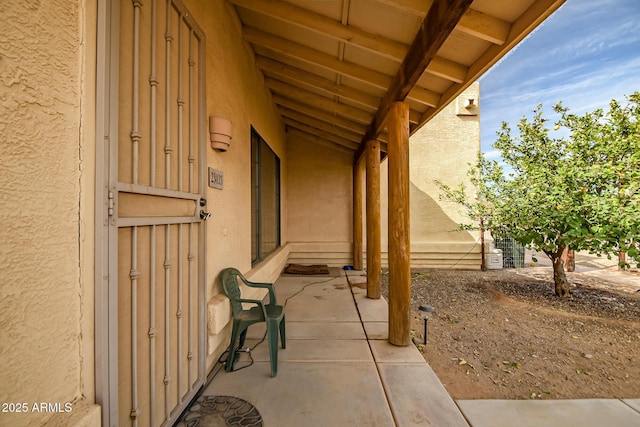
[280,316,286,349]
[226,322,242,372]
[238,327,249,349]
[267,318,279,377]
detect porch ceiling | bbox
[228,0,566,157]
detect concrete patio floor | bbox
[195,269,640,427]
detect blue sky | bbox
[478,0,640,158]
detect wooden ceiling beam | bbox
[458,9,510,45]
[357,0,473,162]
[287,128,358,155]
[231,0,406,60]
[256,56,381,110]
[426,56,467,83]
[268,78,422,126]
[376,0,433,15]
[278,107,364,143]
[375,0,509,45]
[278,105,390,144]
[233,0,468,82]
[282,118,361,150]
[244,26,390,89]
[245,27,440,108]
[273,95,368,133]
[409,86,440,108]
[267,79,375,123]
[374,0,433,16]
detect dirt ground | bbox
[381,267,640,400]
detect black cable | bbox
[283,276,341,308]
[212,274,343,377]
[446,238,482,269]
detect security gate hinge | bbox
[108,191,114,217]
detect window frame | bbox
[251,127,281,265]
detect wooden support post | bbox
[480,219,487,271]
[619,251,626,270]
[387,102,411,346]
[561,248,575,272]
[353,159,364,271]
[566,249,575,272]
[366,139,381,299]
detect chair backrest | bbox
[221,268,244,316]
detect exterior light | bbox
[209,116,232,151]
[418,305,435,345]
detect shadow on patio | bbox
[179,269,468,426]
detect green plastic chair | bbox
[220,268,286,377]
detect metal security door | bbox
[99,0,207,425]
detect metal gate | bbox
[96,0,207,425]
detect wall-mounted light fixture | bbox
[209,116,232,151]
[456,94,479,116]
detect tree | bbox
[439,92,640,297]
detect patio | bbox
[176,268,640,427]
[186,269,468,426]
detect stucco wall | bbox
[283,85,481,270]
[0,0,481,422]
[286,138,355,266]
[183,0,290,367]
[0,0,99,425]
[378,84,482,269]
[185,0,287,284]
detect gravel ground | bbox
[381,268,640,400]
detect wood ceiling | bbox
[228,0,566,157]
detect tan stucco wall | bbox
[182,0,290,367]
[0,0,99,425]
[0,0,481,422]
[286,138,355,266]
[282,86,481,270]
[379,84,481,269]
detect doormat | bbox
[175,395,263,427]
[284,263,330,275]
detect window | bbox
[251,128,281,264]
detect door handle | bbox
[200,210,211,220]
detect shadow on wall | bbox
[409,181,474,243]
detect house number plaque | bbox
[208,168,224,189]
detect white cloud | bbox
[479,0,640,153]
[482,150,502,159]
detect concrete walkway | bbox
[199,269,640,426]
[457,399,640,427]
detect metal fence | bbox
[493,235,525,268]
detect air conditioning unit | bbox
[487,249,503,270]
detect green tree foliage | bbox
[438,92,640,297]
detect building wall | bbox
[0,0,481,423]
[183,0,290,367]
[0,0,291,423]
[0,0,100,425]
[286,138,355,267]
[378,84,482,269]
[281,85,482,271]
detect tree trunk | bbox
[552,256,571,297]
